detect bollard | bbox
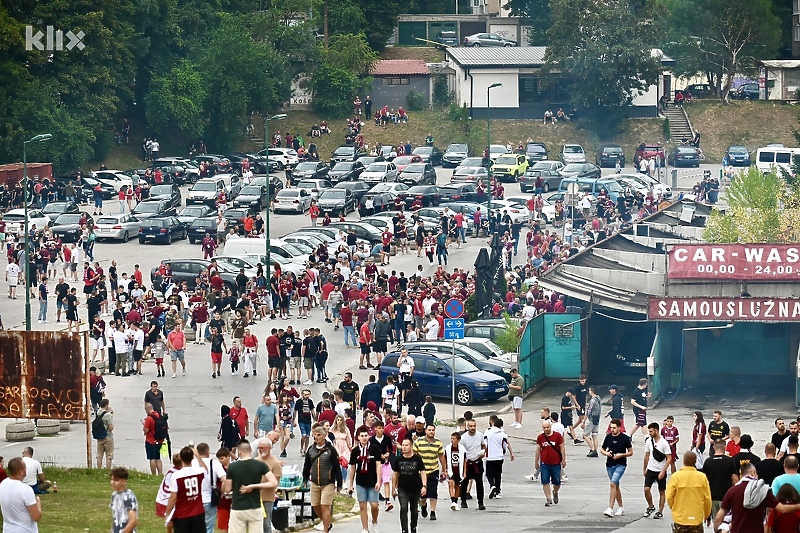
[703,169,711,180]
[671,169,678,189]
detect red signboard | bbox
[667,244,800,281]
[649,298,800,322]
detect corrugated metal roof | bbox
[446,46,548,68]
[761,60,800,69]
[371,60,431,76]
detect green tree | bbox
[327,33,378,76]
[311,33,376,117]
[503,0,550,45]
[144,60,208,137]
[545,0,662,134]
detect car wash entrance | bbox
[586,309,656,382]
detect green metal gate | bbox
[398,22,428,46]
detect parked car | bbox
[455,157,490,171]
[504,195,555,223]
[558,177,623,201]
[137,216,187,244]
[357,155,383,168]
[463,319,508,341]
[559,144,587,164]
[80,177,115,200]
[50,213,94,242]
[316,188,356,216]
[330,145,367,165]
[525,142,549,162]
[403,341,512,381]
[93,213,142,242]
[42,201,80,218]
[520,168,562,193]
[187,217,217,244]
[176,205,215,225]
[457,337,515,363]
[187,178,225,206]
[148,183,182,209]
[296,179,332,201]
[254,148,299,169]
[193,155,232,173]
[273,188,313,213]
[233,185,269,211]
[559,163,601,180]
[398,163,437,186]
[614,173,672,199]
[368,182,409,198]
[681,83,713,98]
[358,192,396,217]
[479,199,530,223]
[726,145,751,166]
[329,221,383,244]
[438,183,478,203]
[132,199,177,219]
[393,155,423,173]
[94,170,134,192]
[222,207,257,226]
[412,146,443,166]
[151,258,237,293]
[442,143,470,167]
[636,143,666,164]
[450,166,489,183]
[732,83,759,100]
[334,181,372,203]
[491,154,529,182]
[250,175,285,200]
[379,351,509,405]
[379,145,397,161]
[595,144,626,167]
[463,32,517,47]
[434,30,458,47]
[361,162,398,184]
[328,161,365,183]
[290,161,329,186]
[404,185,441,208]
[668,146,702,167]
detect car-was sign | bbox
[667,244,800,280]
[648,297,800,322]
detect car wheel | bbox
[543,183,550,192]
[122,231,129,243]
[456,386,474,406]
[138,238,146,244]
[472,43,481,47]
[166,234,172,245]
[189,237,196,244]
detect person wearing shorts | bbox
[535,419,565,506]
[584,387,602,457]
[209,326,226,379]
[166,323,186,378]
[348,427,382,533]
[601,418,633,517]
[303,427,342,533]
[642,422,671,519]
[508,369,524,429]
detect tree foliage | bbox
[503,0,550,45]
[311,33,376,118]
[145,60,208,137]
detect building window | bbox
[795,0,800,15]
[518,75,571,103]
[795,24,800,42]
[382,78,410,85]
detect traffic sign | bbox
[444,298,464,319]
[444,318,465,329]
[444,328,464,339]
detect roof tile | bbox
[371,59,431,76]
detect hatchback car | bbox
[187,178,225,206]
[520,168,562,193]
[94,170,134,192]
[412,146,443,166]
[148,183,182,209]
[138,216,187,244]
[273,189,313,213]
[368,182,409,198]
[726,145,751,166]
[328,161,365,183]
[177,205,215,225]
[450,166,488,183]
[393,155,423,173]
[438,183,478,203]
[297,179,332,201]
[330,145,367,165]
[403,341,512,381]
[668,146,701,167]
[187,217,217,244]
[334,181,372,203]
[442,143,470,167]
[398,163,436,186]
[595,144,626,167]
[463,32,517,47]
[329,222,383,244]
[255,148,299,169]
[361,162,398,184]
[732,83,759,100]
[559,144,587,164]
[379,351,509,405]
[316,188,356,216]
[151,258,238,293]
[404,185,441,208]
[491,154,529,182]
[94,213,143,242]
[434,30,458,47]
[132,199,177,219]
[525,142,549,162]
[233,185,269,211]
[559,163,601,180]
[290,161,329,186]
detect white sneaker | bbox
[450,502,457,511]
[314,523,325,531]
[182,370,186,376]
[603,508,614,517]
[525,472,539,481]
[304,380,313,385]
[172,373,177,378]
[361,529,369,533]
[615,508,625,516]
[514,423,522,429]
[372,523,379,533]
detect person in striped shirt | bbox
[413,424,446,521]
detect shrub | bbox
[406,89,427,111]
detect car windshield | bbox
[455,168,478,175]
[451,357,480,374]
[180,206,207,216]
[288,241,313,253]
[276,241,303,255]
[564,145,583,153]
[407,187,431,194]
[332,162,352,171]
[603,146,622,153]
[295,162,319,171]
[448,144,467,152]
[83,177,102,186]
[276,190,299,198]
[394,156,413,165]
[404,164,425,173]
[562,164,585,172]
[459,157,483,167]
[527,144,546,153]
[135,202,162,212]
[495,156,517,165]
[55,214,81,224]
[43,203,68,213]
[334,147,354,156]
[3,213,24,221]
[367,163,388,172]
[600,181,623,193]
[413,147,431,155]
[239,186,262,195]
[145,219,168,227]
[677,147,696,153]
[320,189,346,199]
[192,182,217,191]
[151,185,173,195]
[97,217,123,225]
[191,219,214,228]
[297,181,320,189]
[370,184,393,193]
[729,146,748,154]
[483,339,504,354]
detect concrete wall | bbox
[454,68,520,108]
[370,76,431,111]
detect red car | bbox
[393,155,422,173]
[635,143,666,166]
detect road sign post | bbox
[443,303,464,420]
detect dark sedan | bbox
[329,221,383,244]
[668,146,701,167]
[336,181,372,203]
[726,145,751,167]
[328,161,365,183]
[251,175,284,199]
[404,185,441,208]
[290,161,329,186]
[193,155,231,173]
[222,207,257,226]
[50,213,94,242]
[558,163,601,180]
[398,163,437,186]
[188,217,218,244]
[412,146,443,166]
[316,188,356,216]
[148,184,182,209]
[595,145,626,168]
[81,177,115,200]
[439,184,478,203]
[132,199,178,219]
[358,192,395,217]
[233,185,269,211]
[149,164,191,185]
[42,201,80,218]
[177,205,215,226]
[137,216,187,244]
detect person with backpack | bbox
[217,405,242,455]
[303,426,343,533]
[144,402,168,475]
[93,399,114,469]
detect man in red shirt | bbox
[143,403,165,475]
[228,396,249,440]
[359,321,373,370]
[166,323,187,379]
[297,274,311,319]
[279,277,293,319]
[266,328,281,382]
[535,418,566,507]
[380,229,393,265]
[242,328,259,378]
[166,446,206,532]
[340,303,355,348]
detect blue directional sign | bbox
[444,318,465,339]
[444,298,464,319]
[444,328,464,339]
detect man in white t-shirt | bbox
[484,418,515,499]
[192,442,227,532]
[425,317,439,340]
[0,457,42,532]
[6,260,20,299]
[21,448,51,495]
[381,375,398,411]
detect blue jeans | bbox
[512,234,520,254]
[204,502,217,533]
[394,320,406,343]
[437,248,448,265]
[606,464,626,485]
[343,325,356,347]
[457,227,467,243]
[38,299,48,321]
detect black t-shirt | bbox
[291,337,303,357]
[601,432,632,467]
[560,395,573,418]
[732,451,761,475]
[370,434,393,463]
[55,282,69,301]
[144,389,165,414]
[349,443,381,487]
[294,398,316,423]
[66,294,78,312]
[708,421,730,442]
[757,458,785,486]
[609,393,624,418]
[209,318,225,333]
[339,381,359,404]
[574,383,588,410]
[303,336,318,356]
[701,454,738,500]
[210,334,225,354]
[632,386,648,414]
[771,431,788,449]
[392,453,426,492]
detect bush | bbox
[432,75,451,108]
[406,89,427,112]
[493,313,521,354]
[662,117,670,140]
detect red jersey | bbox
[381,231,392,246]
[340,306,353,327]
[168,466,205,519]
[243,334,258,350]
[279,280,293,296]
[359,322,372,344]
[266,335,280,357]
[660,426,679,449]
[536,431,564,465]
[297,281,309,297]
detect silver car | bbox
[297,179,332,201]
[94,213,143,242]
[273,188,312,213]
[361,162,398,184]
[463,32,517,47]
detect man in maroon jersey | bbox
[166,446,207,533]
[297,274,311,319]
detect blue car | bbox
[725,145,751,167]
[380,351,509,406]
[138,216,187,244]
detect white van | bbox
[755,146,800,175]
[223,238,307,265]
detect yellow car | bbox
[491,153,529,183]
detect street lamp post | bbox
[486,83,502,228]
[23,133,52,330]
[263,114,287,287]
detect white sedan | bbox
[505,195,556,225]
[615,172,673,199]
[93,170,134,192]
[2,209,51,235]
[482,199,531,224]
[273,188,313,213]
